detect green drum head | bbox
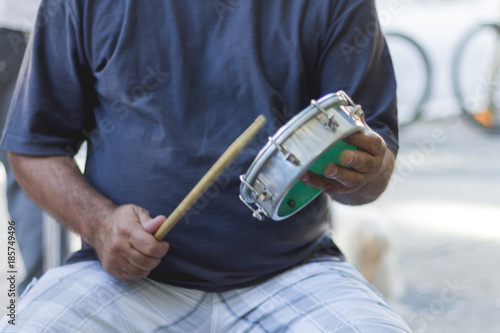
[277,140,357,218]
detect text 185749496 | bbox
[6,220,17,325]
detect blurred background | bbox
[333,0,500,332]
[1,0,500,331]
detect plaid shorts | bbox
[0,260,410,332]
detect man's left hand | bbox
[300,128,394,205]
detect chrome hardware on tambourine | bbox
[239,91,366,221]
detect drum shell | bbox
[240,92,365,220]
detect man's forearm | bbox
[7,152,116,247]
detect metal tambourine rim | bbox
[239,91,361,213]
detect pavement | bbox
[370,2,500,330]
[1,0,500,331]
[373,118,500,333]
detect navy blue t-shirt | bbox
[1,0,398,291]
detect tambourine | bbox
[239,91,366,221]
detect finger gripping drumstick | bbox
[154,115,267,240]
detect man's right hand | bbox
[93,204,170,281]
[7,153,170,282]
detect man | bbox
[0,0,48,295]
[0,0,411,331]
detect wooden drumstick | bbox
[154,115,267,240]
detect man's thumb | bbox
[141,214,167,234]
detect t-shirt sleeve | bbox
[1,0,93,156]
[315,0,399,155]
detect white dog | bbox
[330,201,404,301]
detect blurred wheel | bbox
[385,32,433,127]
[452,23,500,134]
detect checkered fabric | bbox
[0,260,410,332]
